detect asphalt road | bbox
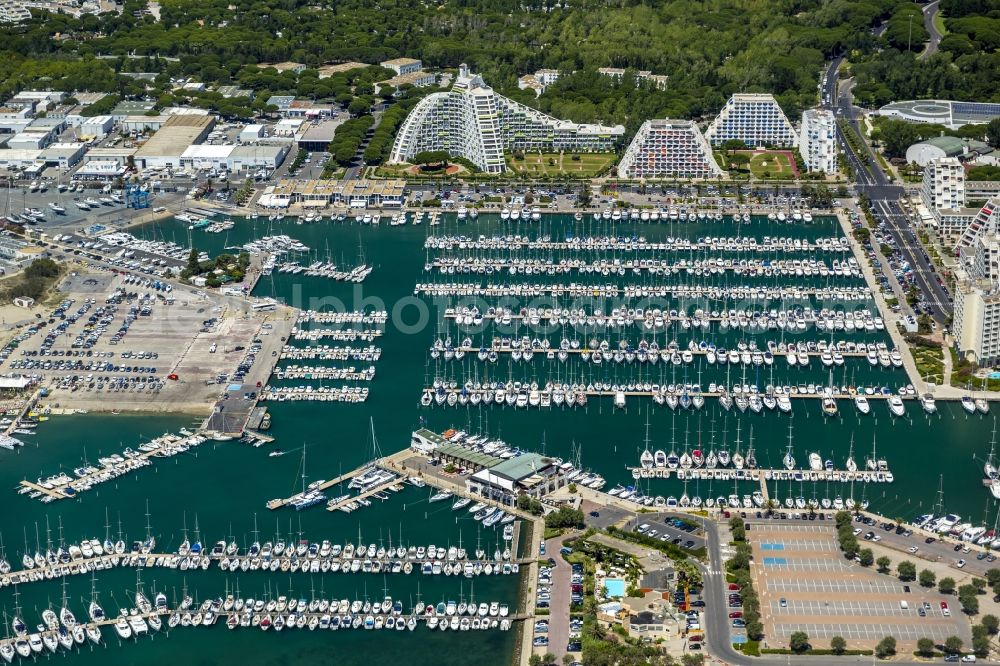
[824,58,952,323]
[921,1,943,61]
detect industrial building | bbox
[179,144,287,172]
[133,115,215,169]
[616,119,723,180]
[390,65,623,173]
[295,118,346,152]
[799,108,837,175]
[705,93,797,147]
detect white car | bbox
[908,546,919,554]
[956,559,967,569]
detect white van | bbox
[899,600,908,610]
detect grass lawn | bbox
[912,346,944,384]
[748,151,795,178]
[506,152,615,177]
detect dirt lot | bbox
[0,268,281,415]
[749,521,971,651]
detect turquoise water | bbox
[603,579,626,597]
[0,211,994,665]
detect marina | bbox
[3,209,1000,666]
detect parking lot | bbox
[0,270,268,413]
[749,521,970,650]
[625,513,706,551]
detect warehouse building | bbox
[133,115,215,169]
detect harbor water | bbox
[0,211,996,663]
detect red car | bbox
[729,611,743,619]
[940,601,949,610]
[728,584,741,591]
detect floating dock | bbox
[627,466,894,484]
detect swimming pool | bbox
[604,578,626,597]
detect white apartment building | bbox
[617,119,723,180]
[921,157,965,211]
[705,93,798,147]
[597,68,668,90]
[953,199,1000,365]
[799,108,837,175]
[390,65,624,173]
[380,58,422,76]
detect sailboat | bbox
[845,435,857,472]
[782,421,796,470]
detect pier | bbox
[325,479,401,512]
[265,451,410,510]
[0,539,529,589]
[436,344,880,359]
[626,466,894,484]
[18,431,211,503]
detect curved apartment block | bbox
[390,65,624,173]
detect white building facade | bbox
[921,157,965,212]
[390,65,623,173]
[706,93,798,147]
[799,108,837,175]
[617,120,723,180]
[954,198,1000,365]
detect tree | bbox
[982,614,999,634]
[919,569,936,587]
[973,634,990,658]
[876,556,891,573]
[859,548,874,566]
[987,118,1000,150]
[830,635,847,654]
[544,507,584,529]
[347,97,371,116]
[916,637,935,656]
[960,589,980,615]
[412,150,450,167]
[986,568,1000,588]
[789,631,810,653]
[896,560,917,581]
[944,635,963,655]
[745,620,764,641]
[874,636,896,658]
[940,577,957,594]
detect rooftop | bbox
[488,452,552,481]
[134,115,215,158]
[381,57,420,67]
[317,62,368,78]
